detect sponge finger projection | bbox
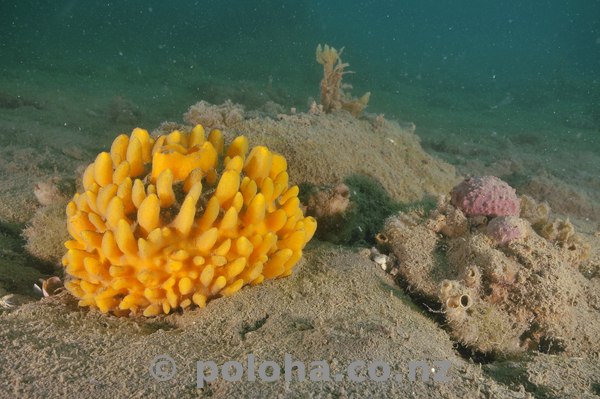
[62,125,317,317]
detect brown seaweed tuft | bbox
[316,44,370,116]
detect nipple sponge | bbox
[62,126,316,317]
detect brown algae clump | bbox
[316,44,370,116]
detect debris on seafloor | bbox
[33,277,65,298]
[0,293,37,310]
[33,177,75,206]
[304,183,355,242]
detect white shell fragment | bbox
[373,254,389,271]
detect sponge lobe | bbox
[62,126,316,317]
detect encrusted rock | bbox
[379,183,600,357]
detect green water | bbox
[1,0,599,173]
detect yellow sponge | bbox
[63,125,316,316]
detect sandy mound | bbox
[180,102,459,203]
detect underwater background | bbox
[3,0,599,118]
[1,0,600,220]
[3,0,599,218]
[2,2,600,397]
[2,0,600,238]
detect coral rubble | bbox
[380,176,599,357]
[316,44,370,116]
[62,126,316,316]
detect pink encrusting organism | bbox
[486,215,529,245]
[450,176,520,218]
